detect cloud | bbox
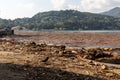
[63,0,120,12]
[51,0,65,9]
[66,5,80,10]
[114,0,120,2]
[55,0,109,12]
[80,0,108,12]
[0,0,120,19]
[5,3,35,19]
[17,3,34,10]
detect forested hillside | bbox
[1,10,120,30]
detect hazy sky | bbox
[0,0,120,19]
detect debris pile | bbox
[80,48,113,60]
[0,39,120,80]
[0,39,120,64]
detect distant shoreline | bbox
[15,30,120,33]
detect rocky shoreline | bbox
[0,31,120,80]
[0,38,119,80]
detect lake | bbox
[28,30,120,34]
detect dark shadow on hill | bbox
[0,63,105,80]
